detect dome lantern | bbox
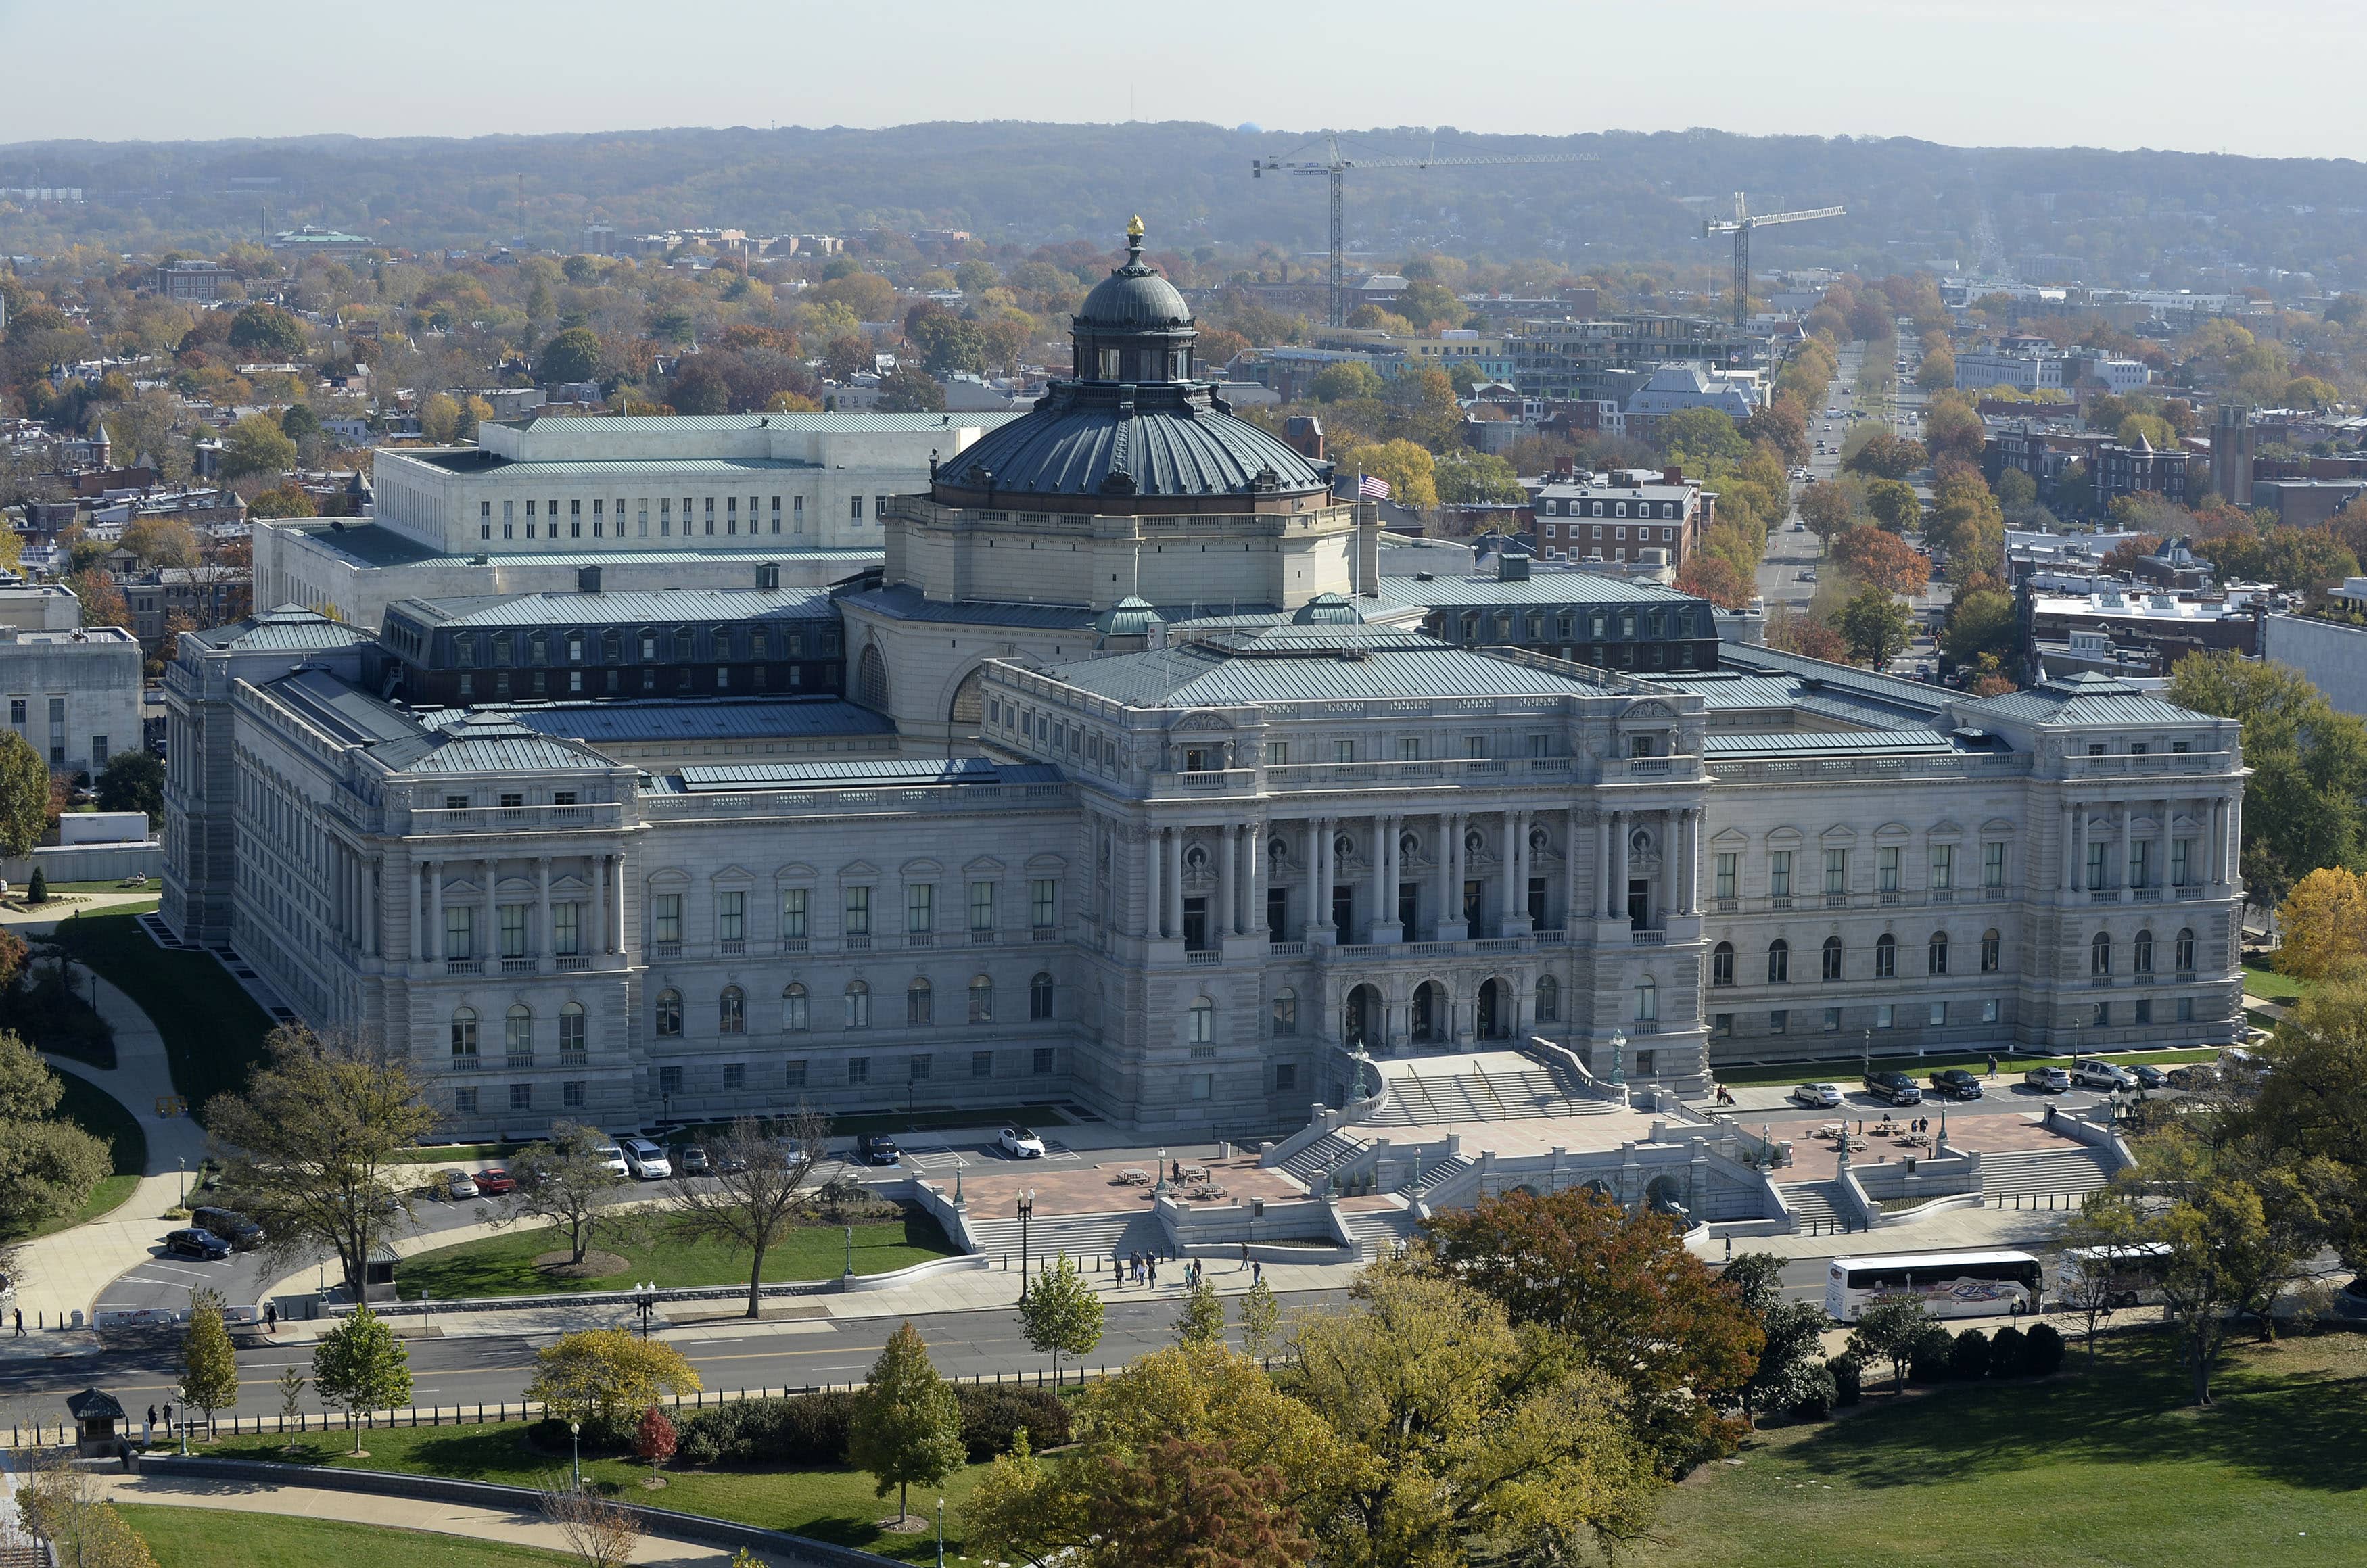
[1073,218,1196,385]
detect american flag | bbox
[1358,475,1391,500]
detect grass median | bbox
[48,910,275,1118]
[121,1505,576,1568]
[395,1208,960,1300]
[188,1424,993,1565]
[25,1068,148,1237]
[1639,1331,2367,1567]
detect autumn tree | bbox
[1309,362,1384,403]
[1796,479,1856,542]
[1017,1252,1104,1380]
[245,482,317,519]
[511,1120,628,1266]
[2276,866,2367,982]
[876,364,945,413]
[0,1028,112,1239]
[527,1329,702,1424]
[0,732,50,859]
[1842,431,1925,480]
[1922,393,1988,466]
[1831,527,1929,594]
[1342,437,1436,508]
[2170,651,2367,907]
[1865,477,1921,533]
[1674,552,1754,609]
[1722,1253,1833,1425]
[219,412,298,480]
[538,327,605,385]
[1418,1187,1762,1470]
[65,569,131,631]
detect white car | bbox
[1789,1083,1844,1109]
[591,1143,630,1177]
[998,1125,1048,1160]
[619,1137,672,1179]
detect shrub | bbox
[2021,1322,2065,1377]
[1907,1324,1954,1384]
[1788,1362,1837,1421]
[27,868,45,903]
[1988,1325,2027,1375]
[673,1392,858,1467]
[527,1412,636,1454]
[955,1385,1070,1461]
[1949,1327,1992,1381]
[1830,1355,1861,1407]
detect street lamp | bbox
[843,1225,853,1280]
[633,1281,656,1338]
[1606,1030,1626,1087]
[569,1420,582,1492]
[1016,1190,1035,1300]
[936,1496,945,1568]
[177,1158,186,1205]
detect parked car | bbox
[998,1126,1048,1159]
[1862,1070,1923,1106]
[1789,1083,1844,1108]
[436,1169,479,1201]
[677,1145,712,1177]
[856,1133,901,1166]
[163,1227,231,1261]
[591,1143,630,1177]
[2069,1058,2137,1091]
[2127,1064,2167,1090]
[190,1206,263,1250]
[619,1137,672,1180]
[473,1166,516,1195]
[2023,1066,2072,1093]
[2165,1063,2220,1091]
[1927,1069,1983,1101]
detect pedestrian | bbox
[1252,1260,1263,1287]
[264,1301,277,1335]
[1148,1257,1158,1289]
[10,1307,19,1337]
[1171,1160,1181,1184]
[1112,1253,1123,1287]
[1988,1053,1998,1079]
[161,1404,172,1439]
[1240,1241,1250,1273]
[141,1415,151,1446]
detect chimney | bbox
[576,566,602,594]
[1662,466,1682,487]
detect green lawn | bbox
[49,911,275,1120]
[1639,1333,2367,1568]
[22,1068,149,1237]
[1715,1045,2221,1090]
[390,1141,522,1166]
[121,1504,575,1568]
[192,1424,993,1565]
[2243,963,2308,1005]
[396,1210,960,1299]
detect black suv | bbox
[191,1206,263,1250]
[856,1133,901,1166]
[1862,1070,1923,1106]
[1927,1069,1983,1101]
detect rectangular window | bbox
[1032,1047,1054,1076]
[1877,845,1900,893]
[1769,1009,1787,1035]
[847,1056,870,1084]
[1823,1007,1842,1032]
[1714,1012,1733,1037]
[1824,849,1847,896]
[908,883,933,934]
[454,1087,477,1115]
[653,893,682,944]
[562,1080,586,1108]
[2172,838,2193,886]
[1715,853,1737,900]
[793,496,803,530]
[498,903,528,959]
[722,1062,745,1092]
[1769,851,1792,898]
[851,496,864,520]
[717,890,745,943]
[1030,878,1056,930]
[784,1060,808,1087]
[1877,1003,1895,1029]
[844,886,871,936]
[1929,844,1954,890]
[972,1050,993,1078]
[910,1055,932,1082]
[1929,1001,1947,1027]
[553,902,579,956]
[1984,842,2005,889]
[969,880,995,933]
[1264,740,1288,765]
[1983,997,2001,1023]
[2176,996,2194,1022]
[1334,739,1355,763]
[1397,736,1421,761]
[781,888,808,939]
[2087,841,2108,890]
[444,905,475,959]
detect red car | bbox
[472,1166,516,1195]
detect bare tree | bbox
[670,1108,830,1318]
[511,1121,629,1267]
[538,1479,645,1568]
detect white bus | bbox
[1825,1250,2044,1323]
[2057,1242,2173,1310]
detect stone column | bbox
[1368,818,1388,943]
[481,858,498,961]
[2060,801,2076,896]
[1244,818,1263,939]
[1565,807,1583,930]
[2071,803,2087,895]
[426,861,443,961]
[1437,812,1458,939]
[609,853,626,954]
[1509,809,1531,930]
[1144,826,1163,939]
[1598,810,1613,918]
[1307,818,1327,941]
[409,857,423,962]
[1214,824,1236,946]
[591,857,608,953]
[1612,812,1630,922]
[2117,803,2132,893]
[2156,797,2171,893]
[1165,826,1185,938]
[1499,811,1520,926]
[363,857,379,957]
[536,857,553,960]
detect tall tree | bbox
[1835,587,1915,670]
[0,733,47,859]
[311,1304,412,1451]
[1722,1253,1832,1425]
[219,412,298,481]
[511,1120,628,1266]
[1831,527,1929,594]
[847,1321,968,1526]
[206,1025,438,1302]
[96,750,165,826]
[1173,1273,1226,1346]
[0,1028,110,1239]
[178,1287,240,1436]
[2169,650,2367,908]
[525,1329,702,1425]
[1016,1252,1104,1381]
[1077,1438,1315,1568]
[667,1108,828,1318]
[1844,1293,1930,1394]
[1418,1187,1763,1471]
[2276,867,2367,982]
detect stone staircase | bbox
[1978,1147,2119,1200]
[1361,1060,1622,1127]
[1281,1130,1365,1183]
[1777,1180,1853,1230]
[1406,1151,1476,1199]
[1338,1203,1421,1249]
[962,1208,1167,1266]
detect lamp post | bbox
[1606,1030,1626,1088]
[633,1281,655,1338]
[1016,1189,1035,1300]
[660,1093,671,1130]
[569,1420,582,1492]
[843,1225,853,1280]
[936,1496,945,1568]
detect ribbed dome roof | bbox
[941,381,1330,500]
[1076,215,1191,330]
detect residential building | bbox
[1955,349,2065,393]
[1524,469,1710,567]
[155,261,235,302]
[1509,317,1755,403]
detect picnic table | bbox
[1115,1168,1152,1186]
[1180,1164,1209,1183]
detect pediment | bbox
[1980,818,2017,836]
[1873,821,1911,842]
[964,856,1006,876]
[1819,824,1858,842]
[839,859,880,878]
[900,858,944,877]
[1709,828,1750,848]
[1927,819,1963,838]
[774,862,818,881]
[711,864,756,884]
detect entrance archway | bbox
[1342,984,1383,1051]
[1411,980,1449,1045]
[1475,977,1513,1040]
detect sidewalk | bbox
[1687,1197,2073,1264]
[76,1471,751,1566]
[11,957,211,1336]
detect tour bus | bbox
[1825,1250,2044,1323]
[2057,1242,2174,1310]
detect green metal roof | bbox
[1703,729,1957,757]
[1375,573,1701,609]
[1961,673,2212,728]
[1037,636,1602,708]
[390,588,837,629]
[659,757,1062,793]
[189,604,377,652]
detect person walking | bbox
[143,1408,154,1446]
[11,1308,20,1337]
[1252,1260,1263,1287]
[1987,1053,1998,1080]
[1148,1257,1159,1289]
[264,1301,278,1335]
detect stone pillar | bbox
[609,853,625,954]
[482,858,498,961]
[408,857,423,962]
[1598,810,1613,917]
[1144,826,1163,939]
[1215,824,1235,946]
[2157,797,2171,893]
[362,857,378,957]
[1611,811,1630,920]
[1307,817,1327,941]
[1509,809,1530,930]
[1438,811,1459,939]
[1499,811,1519,926]
[1165,826,1185,938]
[1565,807,1583,930]
[2060,801,2076,895]
[1244,817,1263,938]
[426,861,443,961]
[1368,818,1388,943]
[2117,803,2132,893]
[2071,803,2087,895]
[536,857,553,959]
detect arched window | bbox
[1875,933,1897,978]
[1535,975,1560,1022]
[968,974,993,1024]
[1712,941,1735,987]
[845,980,871,1028]
[782,983,809,1032]
[1928,932,1949,976]
[559,1003,585,1055]
[1029,972,1054,1020]
[907,977,932,1026]
[450,1007,478,1059]
[2090,932,2112,976]
[1188,996,1215,1044]
[2133,930,2155,975]
[2176,928,2196,972]
[1981,930,2001,973]
[1821,936,1844,981]
[655,989,681,1037]
[505,1004,532,1058]
[1634,975,1658,1022]
[718,985,746,1035]
[1766,939,1790,985]
[1272,987,1298,1035]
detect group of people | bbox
[1110,1245,1265,1290]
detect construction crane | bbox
[1701,193,1846,328]
[1252,133,1596,326]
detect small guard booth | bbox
[68,1387,125,1456]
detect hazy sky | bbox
[0,0,2351,160]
